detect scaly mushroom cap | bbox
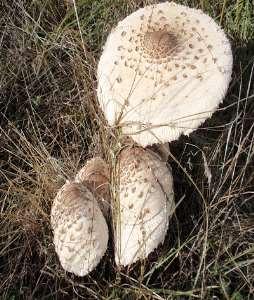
[75,157,110,216]
[98,2,233,146]
[115,147,174,266]
[51,182,108,276]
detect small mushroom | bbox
[115,146,174,266]
[51,181,108,276]
[75,157,110,217]
[97,2,233,146]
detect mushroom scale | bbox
[98,2,233,146]
[75,157,110,217]
[51,182,109,276]
[115,147,174,266]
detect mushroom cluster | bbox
[51,2,232,276]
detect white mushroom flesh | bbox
[51,182,108,276]
[98,2,233,146]
[115,147,174,266]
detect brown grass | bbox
[0,0,253,299]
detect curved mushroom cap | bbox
[98,2,233,146]
[51,182,108,276]
[115,147,174,266]
[75,157,110,216]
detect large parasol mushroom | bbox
[97,1,233,146]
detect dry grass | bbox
[0,0,254,299]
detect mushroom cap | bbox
[148,142,170,162]
[115,147,174,266]
[97,2,233,146]
[51,182,108,276]
[75,157,110,216]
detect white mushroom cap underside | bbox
[51,182,108,276]
[115,147,175,266]
[98,2,233,146]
